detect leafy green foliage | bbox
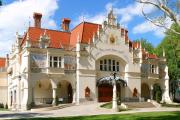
[134,39,155,54]
[155,23,180,80]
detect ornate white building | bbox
[7,10,171,110]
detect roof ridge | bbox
[29,27,71,34]
[71,22,84,32]
[81,22,85,42]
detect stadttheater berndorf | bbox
[7,10,171,110]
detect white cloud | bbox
[72,1,117,26]
[72,1,156,27]
[114,2,155,25]
[132,16,173,38]
[72,13,106,26]
[0,0,59,57]
[132,21,165,38]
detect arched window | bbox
[85,87,90,98]
[99,59,120,72]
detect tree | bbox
[137,0,180,35]
[155,23,180,80]
[134,39,155,54]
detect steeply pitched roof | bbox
[21,22,101,48]
[19,21,158,60]
[70,22,101,46]
[21,27,71,49]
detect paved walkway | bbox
[0,103,180,119]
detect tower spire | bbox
[108,7,116,26]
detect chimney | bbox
[33,12,42,28]
[61,18,71,31]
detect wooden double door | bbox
[98,84,121,102]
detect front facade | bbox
[8,10,171,110]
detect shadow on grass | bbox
[17,111,180,120]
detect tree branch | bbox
[137,0,180,35]
[142,7,180,35]
[137,0,180,26]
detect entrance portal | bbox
[98,84,121,102]
[56,80,73,103]
[141,83,150,101]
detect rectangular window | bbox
[150,64,156,74]
[113,60,116,71]
[116,62,119,71]
[100,60,103,71]
[54,57,58,68]
[108,59,111,71]
[58,57,61,68]
[104,59,107,71]
[49,56,61,68]
[50,56,52,67]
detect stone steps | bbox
[124,102,156,108]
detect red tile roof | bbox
[20,20,158,60]
[132,42,140,49]
[21,27,71,49]
[0,58,6,67]
[70,22,101,46]
[148,54,158,59]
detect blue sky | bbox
[0,0,166,57]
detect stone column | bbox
[18,76,21,109]
[112,80,118,111]
[72,88,76,104]
[76,34,80,105]
[52,88,57,106]
[124,64,129,98]
[150,85,153,100]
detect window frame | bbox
[49,56,62,68]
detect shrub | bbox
[156,91,162,103]
[5,103,8,109]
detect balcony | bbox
[31,67,64,75]
[148,73,159,79]
[64,69,76,74]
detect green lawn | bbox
[18,112,180,120]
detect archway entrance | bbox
[34,79,52,105]
[56,80,73,103]
[153,84,162,102]
[141,83,150,101]
[98,84,121,102]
